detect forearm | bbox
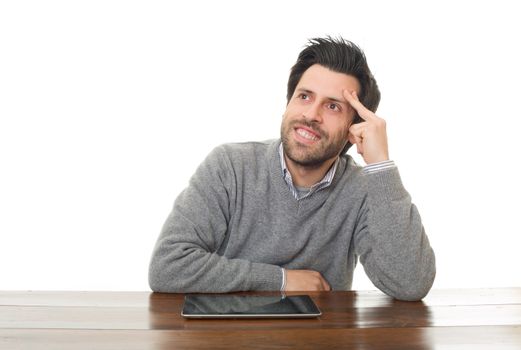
[148,214,283,293]
[356,167,436,301]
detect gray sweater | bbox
[149,140,435,300]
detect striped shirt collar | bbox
[278,143,339,200]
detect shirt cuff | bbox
[363,160,396,175]
[280,268,286,292]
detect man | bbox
[149,37,435,300]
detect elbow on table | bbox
[148,260,187,293]
[393,283,432,301]
[149,271,166,293]
[149,265,166,293]
[148,271,189,293]
[395,248,437,301]
[393,267,436,301]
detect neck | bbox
[284,155,337,188]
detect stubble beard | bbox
[280,118,348,169]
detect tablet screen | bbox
[181,294,322,318]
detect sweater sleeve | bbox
[148,146,283,293]
[353,167,436,301]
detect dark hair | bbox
[286,36,381,153]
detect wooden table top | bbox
[1,288,521,349]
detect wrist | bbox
[363,160,396,175]
[281,268,287,292]
[365,154,389,165]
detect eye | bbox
[297,93,310,100]
[327,103,340,111]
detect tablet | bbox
[181,294,322,319]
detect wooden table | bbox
[1,288,520,349]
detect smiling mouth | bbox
[295,127,320,142]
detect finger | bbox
[348,131,364,155]
[343,90,376,122]
[349,121,367,136]
[348,90,375,121]
[347,131,357,145]
[324,282,331,291]
[321,277,331,291]
[348,131,362,146]
[353,135,364,154]
[357,141,364,155]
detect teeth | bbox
[297,128,319,141]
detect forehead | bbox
[297,64,361,97]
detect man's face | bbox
[281,64,360,168]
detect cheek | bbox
[285,101,306,116]
[281,112,293,131]
[281,111,292,125]
[282,109,299,125]
[284,106,294,117]
[329,120,351,140]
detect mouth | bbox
[294,126,321,143]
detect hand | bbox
[285,269,331,291]
[344,90,390,165]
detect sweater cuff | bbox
[365,166,408,202]
[280,268,287,291]
[248,262,284,291]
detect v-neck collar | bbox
[267,140,347,217]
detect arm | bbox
[148,146,282,293]
[354,167,436,300]
[345,89,435,300]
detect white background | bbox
[1,0,520,291]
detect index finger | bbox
[343,90,375,121]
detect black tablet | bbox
[181,294,322,319]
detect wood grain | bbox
[2,327,521,350]
[1,289,520,348]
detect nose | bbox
[303,102,323,123]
